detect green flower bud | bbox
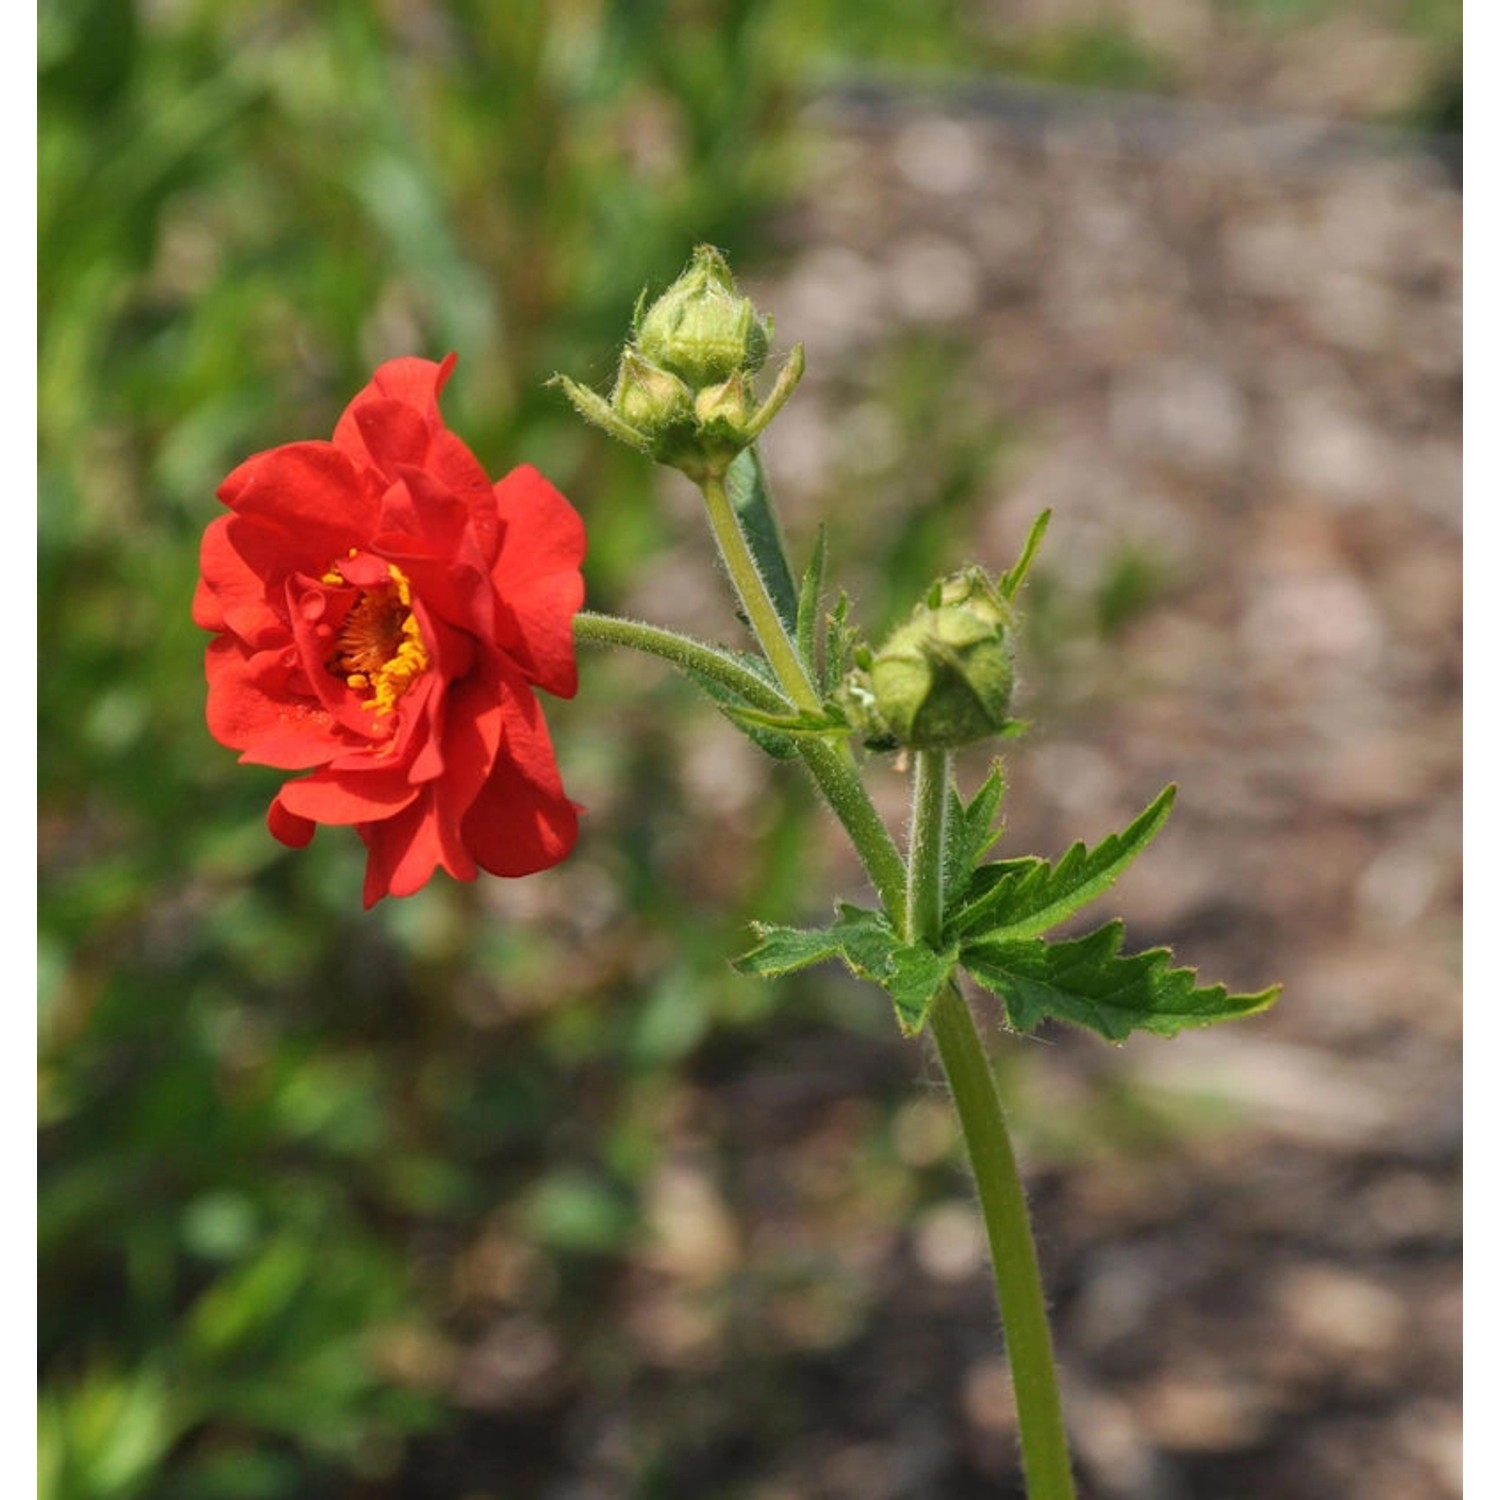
[612,348,694,438]
[555,249,804,479]
[693,372,752,436]
[636,245,770,390]
[856,568,1017,750]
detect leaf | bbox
[999,509,1051,600]
[821,593,858,697]
[947,785,1176,942]
[726,447,799,637]
[885,941,960,1036]
[943,759,1007,903]
[733,903,893,980]
[962,920,1280,1041]
[720,702,851,744]
[688,650,798,759]
[734,904,958,1036]
[796,524,828,676]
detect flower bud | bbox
[853,568,1017,750]
[612,348,694,439]
[555,248,803,480]
[636,245,770,390]
[693,372,753,435]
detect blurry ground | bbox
[427,84,1460,1500]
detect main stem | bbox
[929,989,1076,1499]
[695,468,906,916]
[909,750,1076,1500]
[700,470,822,714]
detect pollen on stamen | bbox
[326,563,430,717]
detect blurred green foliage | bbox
[39,1,1458,1495]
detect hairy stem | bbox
[700,469,822,714]
[798,737,907,917]
[928,985,1076,1500]
[573,611,790,712]
[908,750,1075,1500]
[698,462,906,913]
[580,513,1074,1499]
[905,748,950,944]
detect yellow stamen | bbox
[326,563,429,716]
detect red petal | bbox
[427,429,501,564]
[356,798,433,905]
[352,659,507,903]
[282,574,377,738]
[205,637,350,768]
[434,667,505,823]
[276,767,421,825]
[221,443,381,581]
[492,464,587,582]
[193,576,225,632]
[490,466,586,698]
[356,790,477,906]
[268,797,316,849]
[195,516,285,648]
[495,571,585,699]
[332,355,457,469]
[460,663,579,877]
[346,397,432,480]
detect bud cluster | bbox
[553,246,804,481]
[843,567,1018,752]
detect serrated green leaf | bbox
[944,760,1007,901]
[999,509,1051,600]
[796,524,828,676]
[948,785,1176,942]
[733,905,957,1036]
[885,942,960,1036]
[733,903,894,980]
[962,919,1280,1041]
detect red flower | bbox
[194,355,585,905]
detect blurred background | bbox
[38,1,1460,1497]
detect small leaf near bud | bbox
[549,373,649,452]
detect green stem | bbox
[905,748,949,944]
[929,987,1076,1500]
[698,463,906,914]
[700,469,822,714]
[573,610,791,713]
[798,737,907,917]
[908,750,1076,1500]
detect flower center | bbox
[323,562,429,716]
